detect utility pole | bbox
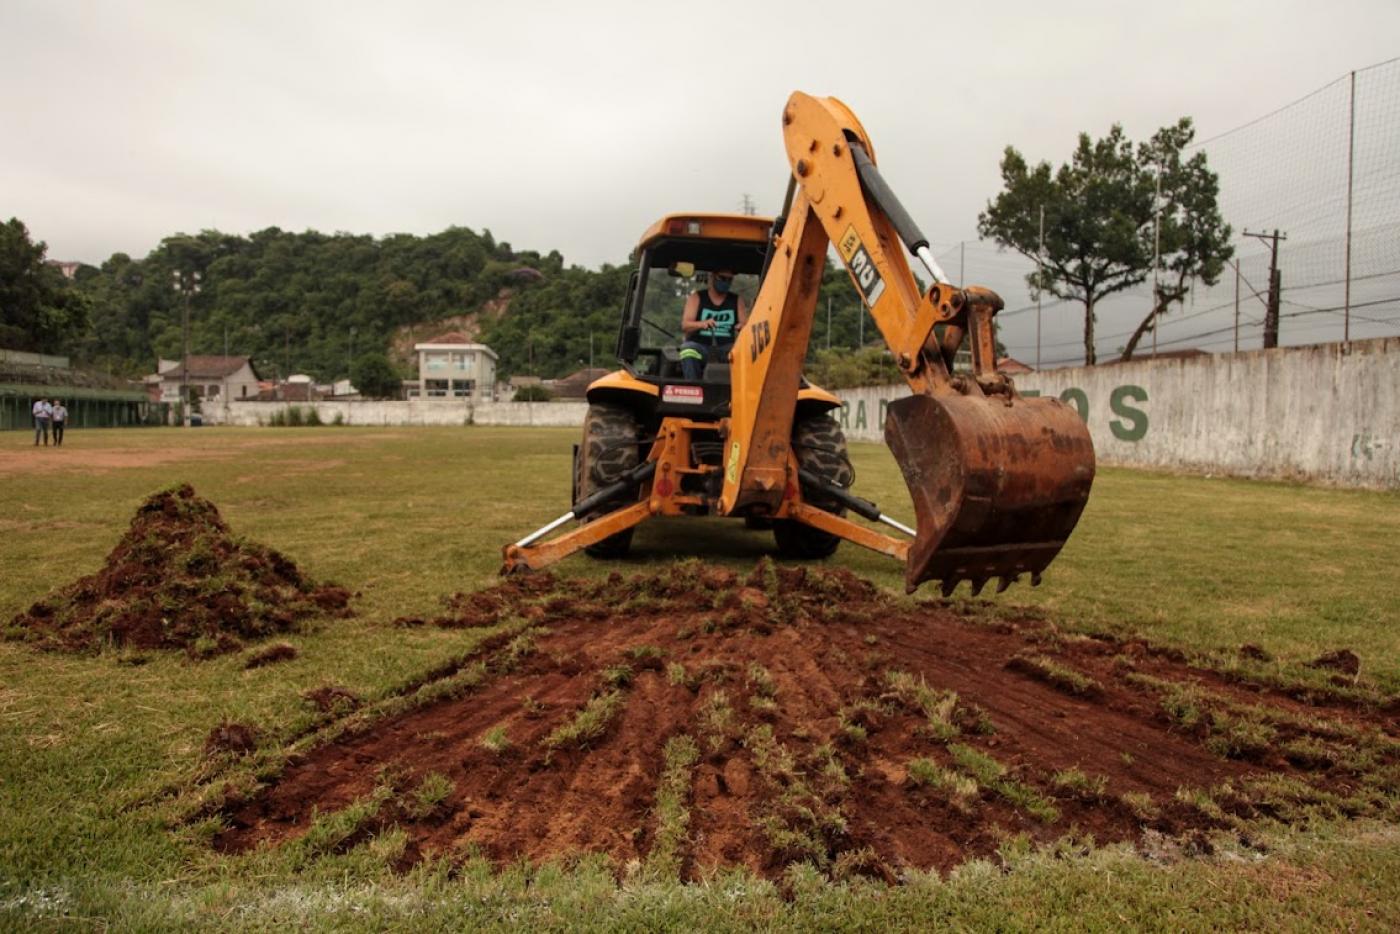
[1152,160,1162,359]
[1344,70,1356,342]
[1244,228,1286,349]
[348,326,356,391]
[172,269,201,427]
[1036,205,1044,370]
[589,332,594,370]
[1232,260,1240,353]
[740,193,757,216]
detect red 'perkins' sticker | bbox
[662,385,704,404]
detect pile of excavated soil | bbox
[6,484,351,657]
[215,562,1399,880]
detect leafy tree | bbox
[1119,122,1233,360]
[978,119,1231,365]
[352,351,401,399]
[0,218,90,353]
[804,347,903,389]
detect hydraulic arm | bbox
[722,92,1094,592]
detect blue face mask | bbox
[713,277,732,294]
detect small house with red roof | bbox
[152,355,261,404]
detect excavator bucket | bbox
[885,392,1095,594]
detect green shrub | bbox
[513,384,553,402]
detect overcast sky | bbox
[4,0,1398,362]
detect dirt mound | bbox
[6,484,351,657]
[214,561,1399,881]
[205,721,260,758]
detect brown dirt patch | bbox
[244,642,299,669]
[1308,649,1361,676]
[212,562,1400,881]
[302,685,362,714]
[5,484,351,656]
[0,432,408,476]
[205,721,260,757]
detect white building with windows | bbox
[405,332,498,401]
[150,355,261,404]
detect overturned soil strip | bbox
[6,484,351,657]
[215,563,1399,880]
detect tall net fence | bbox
[965,57,1400,368]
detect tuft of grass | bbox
[698,689,736,753]
[884,670,961,741]
[948,744,1059,823]
[543,690,625,752]
[746,662,777,698]
[745,726,849,869]
[644,734,701,879]
[1135,675,1279,760]
[601,664,634,690]
[286,783,395,868]
[625,645,665,671]
[405,771,455,819]
[748,694,779,716]
[1005,653,1104,697]
[493,628,539,673]
[1174,786,1226,822]
[1121,791,1159,821]
[480,725,511,755]
[907,757,979,810]
[1052,767,1108,799]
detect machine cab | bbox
[615,213,772,391]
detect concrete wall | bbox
[212,398,588,428]
[208,337,1398,489]
[830,337,1399,489]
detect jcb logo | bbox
[838,227,861,260]
[749,320,772,363]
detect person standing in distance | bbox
[51,399,68,446]
[679,268,749,381]
[32,397,52,446]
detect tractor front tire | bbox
[576,403,642,559]
[773,414,855,559]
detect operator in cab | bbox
[679,268,748,380]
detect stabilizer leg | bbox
[502,500,653,574]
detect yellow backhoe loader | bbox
[503,92,1095,595]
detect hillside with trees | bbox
[8,217,920,385]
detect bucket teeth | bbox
[970,577,987,597]
[940,578,959,598]
[996,574,1017,594]
[1031,572,1043,588]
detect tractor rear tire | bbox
[773,414,855,559]
[576,403,642,559]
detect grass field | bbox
[1,426,1398,929]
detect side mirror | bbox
[668,261,695,278]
